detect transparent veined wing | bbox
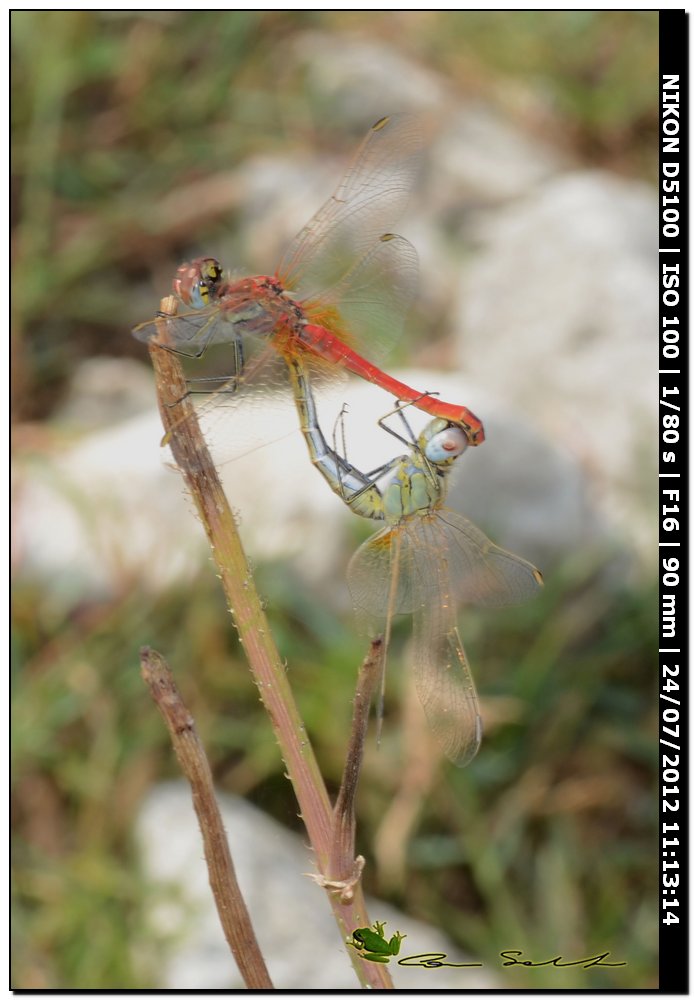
[347,511,484,766]
[302,233,419,369]
[132,302,234,356]
[404,515,482,765]
[347,507,543,627]
[431,510,544,608]
[347,524,420,633]
[277,114,423,299]
[411,606,482,767]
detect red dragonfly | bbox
[133,114,485,446]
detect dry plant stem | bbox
[148,299,393,990]
[329,639,383,883]
[140,647,273,990]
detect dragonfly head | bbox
[419,419,468,467]
[174,257,224,309]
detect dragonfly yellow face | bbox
[286,356,542,766]
[132,114,485,446]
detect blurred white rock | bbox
[12,406,203,606]
[456,171,658,563]
[290,32,562,203]
[430,102,563,207]
[136,781,497,990]
[13,358,615,609]
[290,32,447,123]
[54,356,155,428]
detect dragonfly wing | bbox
[347,525,419,636]
[433,509,544,608]
[412,602,482,767]
[132,304,233,357]
[303,233,419,367]
[399,519,481,766]
[277,114,423,298]
[134,295,348,473]
[347,516,485,766]
[346,511,538,766]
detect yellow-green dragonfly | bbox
[287,358,543,766]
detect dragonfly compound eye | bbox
[424,425,468,465]
[199,258,223,288]
[174,258,223,309]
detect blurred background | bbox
[12,10,658,990]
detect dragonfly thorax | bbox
[175,259,307,340]
[381,455,445,523]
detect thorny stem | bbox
[140,647,273,990]
[147,298,393,990]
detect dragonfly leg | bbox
[165,335,245,408]
[331,403,352,496]
[363,456,406,481]
[376,398,423,449]
[151,330,209,362]
[330,401,404,489]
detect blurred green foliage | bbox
[13,556,657,988]
[12,10,658,990]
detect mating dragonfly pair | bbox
[133,114,542,766]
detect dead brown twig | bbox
[140,647,273,990]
